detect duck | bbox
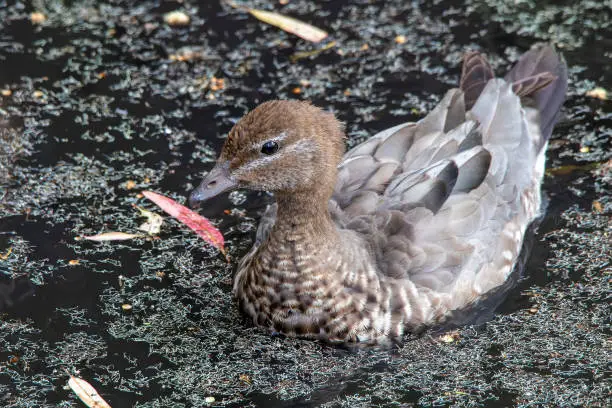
[189,43,568,345]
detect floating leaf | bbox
[142,191,226,257]
[248,9,327,42]
[248,8,327,42]
[68,375,112,408]
[226,2,327,43]
[290,41,336,63]
[78,232,143,241]
[546,162,600,176]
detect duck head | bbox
[189,100,345,207]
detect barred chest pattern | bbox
[233,215,453,344]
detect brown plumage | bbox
[189,44,568,345]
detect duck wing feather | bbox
[332,78,543,296]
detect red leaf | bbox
[142,191,226,258]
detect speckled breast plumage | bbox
[233,222,406,344]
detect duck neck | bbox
[272,190,338,243]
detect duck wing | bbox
[333,88,496,291]
[333,89,483,218]
[332,44,567,301]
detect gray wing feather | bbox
[330,78,540,295]
[453,147,491,192]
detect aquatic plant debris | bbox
[29,11,46,24]
[163,10,190,26]
[142,191,226,257]
[0,247,12,260]
[67,375,112,408]
[227,1,328,43]
[586,87,608,100]
[134,205,164,235]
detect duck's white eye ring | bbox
[261,141,279,155]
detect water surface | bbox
[0,0,610,406]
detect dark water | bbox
[0,0,610,407]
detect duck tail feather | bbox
[460,51,495,111]
[505,43,568,141]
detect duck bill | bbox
[189,162,237,207]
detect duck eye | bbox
[261,141,279,155]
